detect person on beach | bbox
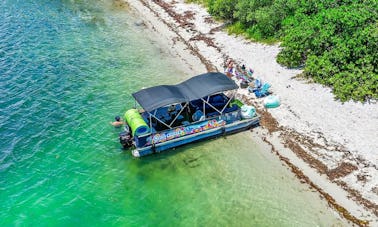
[225,59,234,78]
[111,116,124,127]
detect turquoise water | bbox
[0,0,346,226]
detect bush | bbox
[186,0,378,102]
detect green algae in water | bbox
[0,0,347,226]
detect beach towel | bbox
[253,83,271,98]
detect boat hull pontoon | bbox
[131,117,259,157]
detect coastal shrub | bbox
[278,2,378,101]
[185,0,208,6]
[186,0,378,102]
[227,22,245,36]
[206,0,237,21]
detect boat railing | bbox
[134,108,242,148]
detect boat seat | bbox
[162,112,170,120]
[192,110,204,121]
[182,121,190,126]
[206,104,238,118]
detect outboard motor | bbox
[119,124,133,149]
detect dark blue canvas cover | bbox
[132,72,238,112]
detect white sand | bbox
[124,0,377,224]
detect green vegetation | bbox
[186,0,378,102]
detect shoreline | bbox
[121,0,378,225]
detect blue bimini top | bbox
[132,72,238,112]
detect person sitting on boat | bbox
[168,105,176,113]
[111,116,124,127]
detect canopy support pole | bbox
[220,91,236,113]
[148,110,172,129]
[169,103,189,127]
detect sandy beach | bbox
[121,0,378,225]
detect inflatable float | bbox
[124,109,150,136]
[264,95,280,108]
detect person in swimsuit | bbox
[111,116,124,127]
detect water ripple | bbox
[0,0,347,226]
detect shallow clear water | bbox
[0,0,346,226]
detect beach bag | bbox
[254,83,271,98]
[241,105,256,119]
